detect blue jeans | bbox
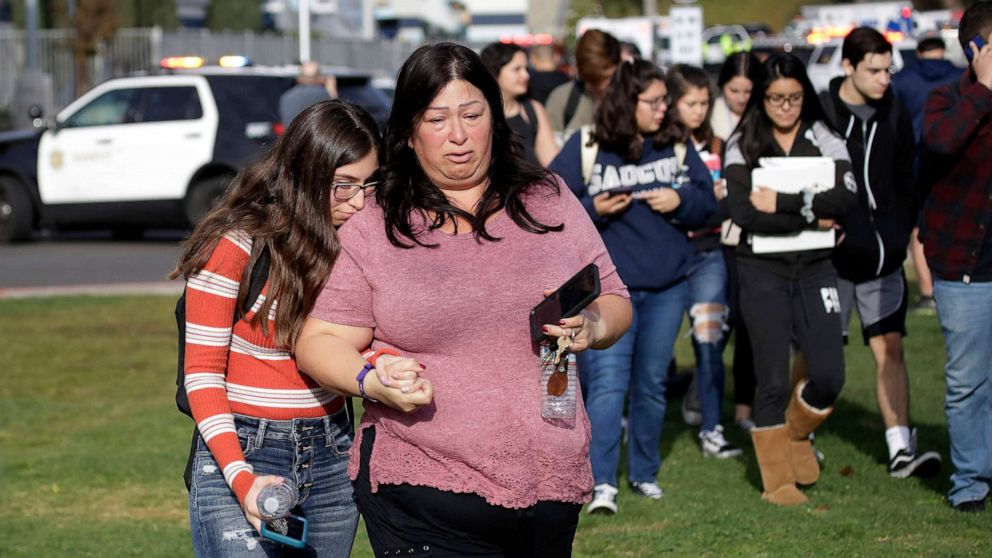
[583,283,688,486]
[686,249,729,432]
[934,279,992,506]
[189,413,359,557]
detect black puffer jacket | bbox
[821,77,917,283]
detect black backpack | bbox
[175,246,270,489]
[175,247,271,416]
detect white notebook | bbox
[750,157,836,254]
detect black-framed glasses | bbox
[332,181,378,201]
[765,92,804,107]
[637,95,669,111]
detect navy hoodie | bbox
[550,134,717,290]
[891,58,962,139]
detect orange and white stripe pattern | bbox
[183,232,343,504]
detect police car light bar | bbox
[219,55,252,68]
[161,56,206,69]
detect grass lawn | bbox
[0,292,988,556]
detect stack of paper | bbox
[750,157,836,254]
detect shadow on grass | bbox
[658,373,950,499]
[823,396,949,497]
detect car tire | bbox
[0,176,34,243]
[185,175,232,226]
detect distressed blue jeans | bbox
[686,248,729,432]
[583,283,688,486]
[934,279,992,506]
[189,413,359,557]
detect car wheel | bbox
[185,175,232,226]
[0,176,34,243]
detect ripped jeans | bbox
[687,248,729,432]
[189,413,359,558]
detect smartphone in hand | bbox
[529,264,601,342]
[606,186,635,197]
[966,34,987,62]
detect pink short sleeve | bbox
[310,243,375,328]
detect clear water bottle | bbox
[257,480,298,521]
[541,350,577,421]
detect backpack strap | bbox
[235,246,271,322]
[674,142,687,169]
[563,80,585,130]
[579,125,598,186]
[521,99,538,132]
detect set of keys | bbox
[542,333,573,396]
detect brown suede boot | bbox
[786,380,833,486]
[751,425,808,505]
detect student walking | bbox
[725,53,857,505]
[820,27,941,479]
[665,64,741,459]
[551,59,717,514]
[173,100,424,557]
[919,1,992,513]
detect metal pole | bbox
[299,0,311,63]
[643,0,658,18]
[26,0,39,70]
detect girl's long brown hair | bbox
[594,59,680,162]
[171,99,382,348]
[666,64,717,150]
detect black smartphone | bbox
[966,34,986,61]
[529,263,601,342]
[607,186,635,197]
[261,515,308,548]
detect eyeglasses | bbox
[332,181,378,201]
[765,93,804,107]
[637,95,669,111]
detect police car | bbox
[0,60,390,242]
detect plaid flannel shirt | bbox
[920,72,992,282]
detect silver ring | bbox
[569,327,576,340]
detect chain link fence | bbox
[0,27,417,127]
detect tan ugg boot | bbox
[751,425,808,505]
[786,380,833,486]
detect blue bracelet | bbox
[356,363,379,403]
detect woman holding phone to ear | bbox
[550,59,716,514]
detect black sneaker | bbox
[954,498,986,513]
[889,449,941,478]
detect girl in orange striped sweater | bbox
[172,100,431,557]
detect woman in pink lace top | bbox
[296,43,632,557]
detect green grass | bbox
[0,291,988,556]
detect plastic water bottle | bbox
[257,481,298,521]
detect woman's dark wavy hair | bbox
[480,42,527,90]
[717,51,762,90]
[593,59,678,162]
[735,53,826,167]
[666,64,716,147]
[380,42,560,247]
[171,100,382,348]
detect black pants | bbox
[353,428,582,558]
[723,245,756,407]
[738,260,845,427]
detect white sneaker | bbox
[699,425,743,459]
[587,483,618,514]
[629,480,664,500]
